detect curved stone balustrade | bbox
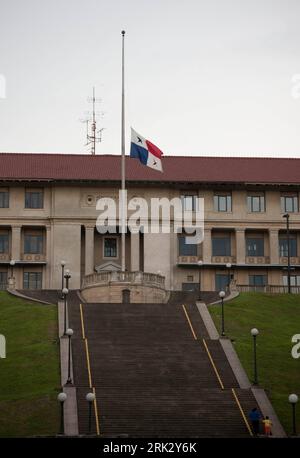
[81,271,167,303]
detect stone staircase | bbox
[68,296,258,437]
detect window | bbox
[246,238,264,256]
[179,235,197,256]
[24,234,43,254]
[0,234,9,253]
[249,275,267,286]
[247,194,265,212]
[214,194,232,212]
[212,236,231,256]
[23,272,42,289]
[104,238,117,257]
[281,195,298,213]
[215,274,229,291]
[279,238,297,257]
[0,272,7,290]
[182,195,197,211]
[0,191,9,208]
[25,190,44,209]
[283,275,300,287]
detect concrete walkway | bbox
[196,301,286,438]
[58,299,79,436]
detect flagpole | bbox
[121,30,126,272]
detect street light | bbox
[57,392,67,435]
[251,328,259,385]
[283,214,291,293]
[197,260,203,300]
[64,269,71,290]
[86,392,96,434]
[219,291,226,336]
[289,393,298,436]
[226,262,232,291]
[60,260,66,298]
[65,328,74,386]
[9,259,15,280]
[62,287,69,336]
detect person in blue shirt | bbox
[249,407,261,436]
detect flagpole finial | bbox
[121,30,125,36]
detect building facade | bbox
[0,153,300,293]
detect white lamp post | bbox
[219,290,226,336]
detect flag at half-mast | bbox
[130,128,163,172]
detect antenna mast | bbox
[82,87,104,155]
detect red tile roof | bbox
[0,153,300,184]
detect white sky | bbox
[0,0,300,157]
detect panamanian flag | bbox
[130,128,163,172]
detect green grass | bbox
[0,291,60,437]
[209,292,300,435]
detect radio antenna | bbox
[81,87,104,155]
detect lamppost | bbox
[62,287,69,336]
[64,269,71,290]
[251,328,259,385]
[289,393,298,436]
[226,262,232,291]
[219,291,226,336]
[86,392,96,434]
[60,260,66,298]
[57,392,67,435]
[197,260,203,300]
[9,259,16,288]
[283,213,291,293]
[65,328,74,386]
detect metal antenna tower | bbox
[81,87,104,155]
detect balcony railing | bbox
[280,256,300,265]
[245,256,270,264]
[177,255,201,264]
[211,256,236,264]
[237,284,300,294]
[21,253,46,262]
[82,271,165,290]
[0,253,10,261]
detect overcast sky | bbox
[0,0,300,157]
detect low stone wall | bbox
[81,282,169,303]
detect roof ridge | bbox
[0,152,300,160]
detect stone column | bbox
[130,230,140,271]
[236,229,246,264]
[11,225,21,260]
[45,225,52,288]
[85,226,95,275]
[269,229,279,265]
[202,228,211,263]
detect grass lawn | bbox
[0,291,60,437]
[209,292,300,435]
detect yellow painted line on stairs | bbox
[202,339,225,390]
[93,387,101,436]
[80,303,101,436]
[182,304,198,340]
[232,388,253,437]
[84,338,93,388]
[79,303,86,339]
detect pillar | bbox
[236,229,246,264]
[85,226,95,275]
[269,229,279,264]
[130,230,140,271]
